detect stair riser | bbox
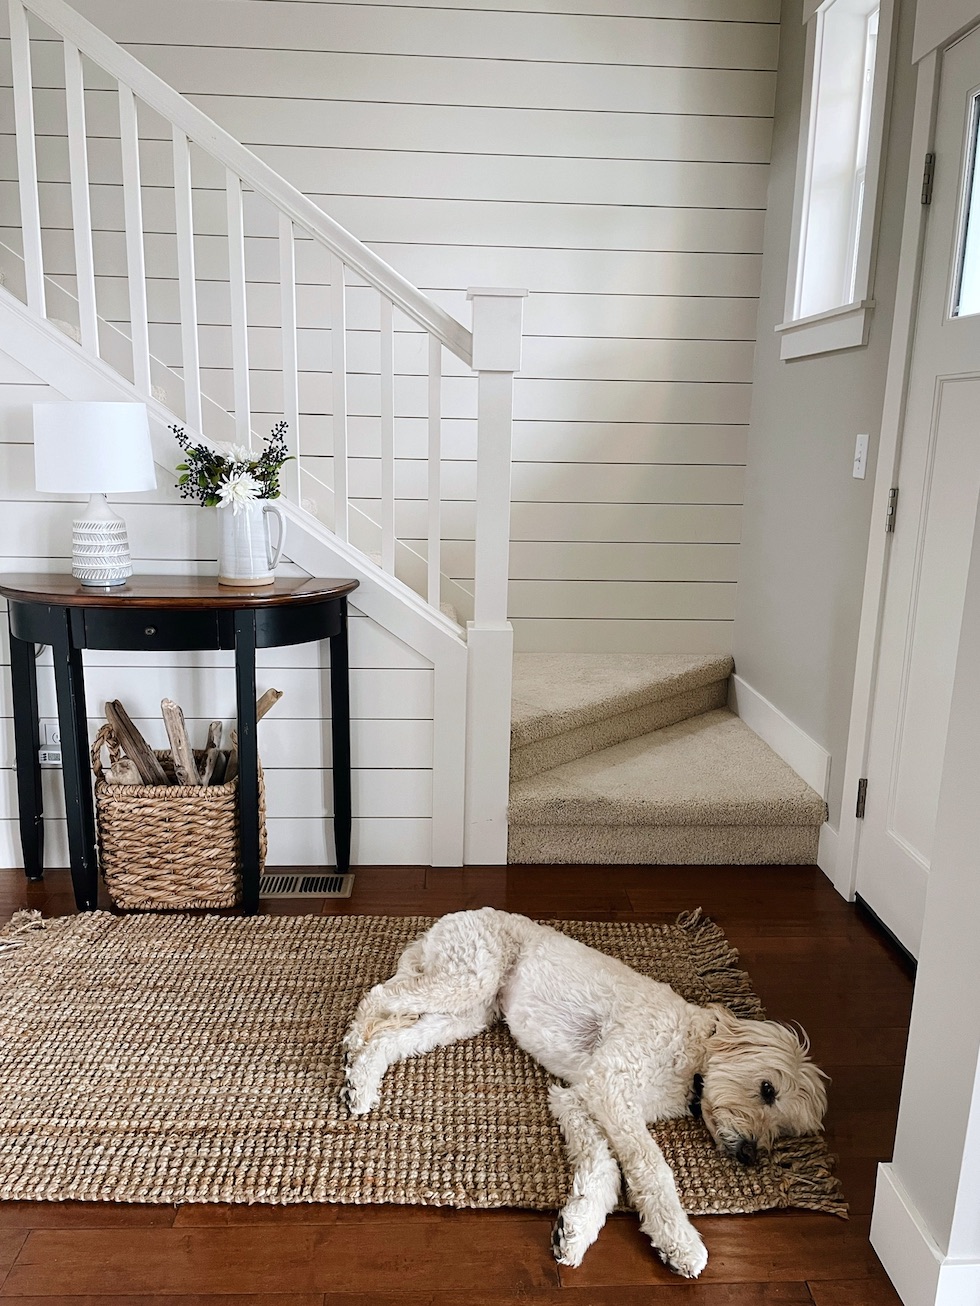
[510,679,729,782]
[508,824,820,865]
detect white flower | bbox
[217,472,262,514]
[214,441,254,466]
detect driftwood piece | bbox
[256,688,283,721]
[209,749,229,786]
[105,700,170,786]
[105,758,142,785]
[225,689,282,784]
[161,698,202,786]
[199,721,223,786]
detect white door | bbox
[855,25,980,958]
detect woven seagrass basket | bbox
[91,723,266,910]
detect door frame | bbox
[835,26,965,905]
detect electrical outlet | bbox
[38,721,62,768]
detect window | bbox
[953,91,980,317]
[777,0,894,361]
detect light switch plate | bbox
[853,433,870,479]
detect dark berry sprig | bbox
[172,422,292,507]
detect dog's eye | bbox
[760,1080,777,1106]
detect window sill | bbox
[775,300,875,361]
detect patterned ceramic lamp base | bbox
[72,495,133,586]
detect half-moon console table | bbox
[0,573,360,914]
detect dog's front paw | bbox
[340,1065,380,1117]
[551,1199,605,1268]
[655,1224,708,1279]
[551,1214,584,1268]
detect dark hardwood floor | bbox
[0,863,912,1304]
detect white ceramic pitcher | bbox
[217,499,286,586]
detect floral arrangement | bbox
[172,420,291,513]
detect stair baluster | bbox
[64,40,98,355]
[173,127,203,434]
[329,252,349,543]
[9,0,45,316]
[427,334,443,612]
[119,84,151,396]
[226,169,252,448]
[278,213,301,505]
[380,297,396,575]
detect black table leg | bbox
[234,610,261,915]
[9,626,44,880]
[51,608,99,911]
[329,599,352,874]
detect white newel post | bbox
[464,288,527,864]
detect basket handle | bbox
[91,723,122,781]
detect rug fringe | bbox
[676,908,764,1019]
[0,910,47,957]
[773,1135,849,1218]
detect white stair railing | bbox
[4,0,525,861]
[4,0,525,632]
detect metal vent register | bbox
[259,873,354,899]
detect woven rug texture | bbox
[0,909,845,1216]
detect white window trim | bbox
[776,0,895,361]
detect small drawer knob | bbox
[144,625,157,636]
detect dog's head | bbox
[696,1008,828,1166]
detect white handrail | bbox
[18,0,473,366]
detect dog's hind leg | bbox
[581,1073,707,1279]
[548,1085,621,1267]
[343,942,501,1058]
[342,1006,491,1116]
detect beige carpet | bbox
[0,909,845,1217]
[511,653,733,781]
[509,710,828,865]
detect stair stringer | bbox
[0,285,470,865]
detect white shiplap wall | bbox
[0,348,436,868]
[0,0,777,652]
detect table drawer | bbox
[82,607,221,651]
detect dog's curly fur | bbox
[342,907,828,1278]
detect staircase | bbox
[509,655,828,864]
[0,0,526,867]
[1,0,829,873]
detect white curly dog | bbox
[341,907,828,1279]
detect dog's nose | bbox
[735,1138,758,1167]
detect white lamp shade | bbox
[33,402,157,494]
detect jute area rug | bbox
[0,908,846,1217]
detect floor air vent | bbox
[259,873,354,899]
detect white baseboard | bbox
[817,820,838,882]
[871,1163,980,1306]
[728,675,831,799]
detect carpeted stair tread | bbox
[509,709,828,830]
[511,653,734,749]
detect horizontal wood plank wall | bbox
[0,351,435,868]
[0,0,776,653]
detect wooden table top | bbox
[0,573,360,610]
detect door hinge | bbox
[856,777,868,820]
[922,152,935,205]
[885,486,899,533]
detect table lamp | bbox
[33,402,157,586]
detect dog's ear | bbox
[707,1005,743,1039]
